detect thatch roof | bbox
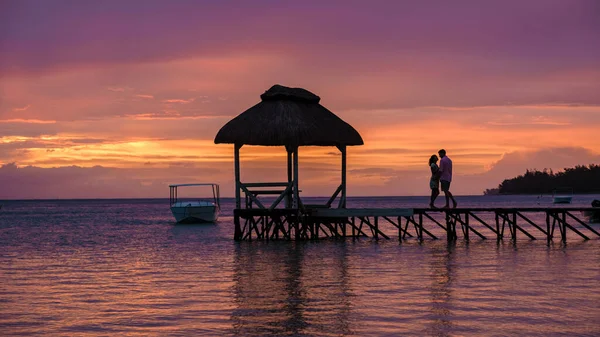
[214,85,364,147]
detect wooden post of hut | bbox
[286,145,293,208]
[338,145,347,208]
[292,146,300,209]
[234,143,242,209]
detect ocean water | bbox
[1,195,599,336]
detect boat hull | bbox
[171,204,219,223]
[553,196,572,204]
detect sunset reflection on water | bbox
[231,242,353,336]
[1,197,599,336]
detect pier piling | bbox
[234,207,599,244]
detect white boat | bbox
[169,183,220,223]
[552,188,573,204]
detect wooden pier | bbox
[214,85,599,245]
[234,207,600,243]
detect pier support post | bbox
[464,213,470,241]
[234,212,242,241]
[546,212,551,243]
[511,212,517,242]
[446,212,457,241]
[446,212,451,241]
[495,212,501,240]
[418,213,424,240]
[560,211,567,243]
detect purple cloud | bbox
[1,0,599,77]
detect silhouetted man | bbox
[438,149,457,208]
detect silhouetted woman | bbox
[429,155,440,208]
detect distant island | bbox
[484,164,600,195]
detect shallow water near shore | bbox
[1,195,599,336]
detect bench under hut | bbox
[214,84,363,210]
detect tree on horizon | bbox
[484,164,600,195]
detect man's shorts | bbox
[441,180,451,192]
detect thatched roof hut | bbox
[214,84,363,147]
[215,84,362,211]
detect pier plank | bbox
[310,208,413,217]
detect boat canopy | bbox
[169,183,221,209]
[169,183,219,188]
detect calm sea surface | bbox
[1,195,599,336]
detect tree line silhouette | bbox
[484,164,600,195]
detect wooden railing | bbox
[239,182,347,210]
[240,182,293,210]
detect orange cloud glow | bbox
[1,0,599,198]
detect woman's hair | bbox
[429,155,438,166]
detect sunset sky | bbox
[1,0,599,199]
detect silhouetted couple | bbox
[429,149,457,209]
